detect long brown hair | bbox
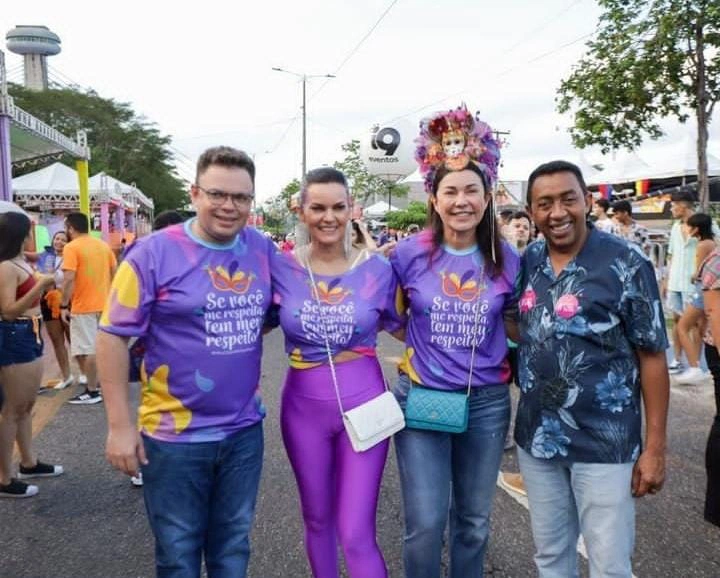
[427,164,504,278]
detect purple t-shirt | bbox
[100,220,274,442]
[390,231,520,389]
[270,249,404,367]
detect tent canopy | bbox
[13,162,79,192]
[364,200,400,218]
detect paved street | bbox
[1,330,719,578]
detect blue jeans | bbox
[517,447,635,578]
[142,422,264,578]
[393,374,510,578]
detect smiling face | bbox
[190,165,254,244]
[300,182,351,249]
[528,171,591,256]
[509,216,531,245]
[432,169,488,238]
[52,231,67,254]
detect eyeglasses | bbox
[195,185,254,208]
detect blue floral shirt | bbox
[515,226,668,464]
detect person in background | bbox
[506,210,532,253]
[675,213,717,385]
[0,212,64,498]
[36,231,73,391]
[61,212,117,405]
[152,210,185,231]
[611,200,651,254]
[517,160,669,578]
[698,243,720,528]
[351,219,378,250]
[391,106,519,578]
[666,191,699,374]
[591,197,616,234]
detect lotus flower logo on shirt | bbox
[440,270,483,302]
[207,264,255,294]
[312,279,352,305]
[555,294,580,319]
[519,288,537,313]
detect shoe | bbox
[130,472,144,487]
[78,375,88,386]
[53,376,74,390]
[17,461,64,479]
[68,389,103,405]
[499,472,527,497]
[674,366,708,385]
[0,478,38,498]
[668,360,684,374]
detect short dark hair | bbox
[595,198,610,212]
[510,210,531,223]
[498,209,515,224]
[0,212,32,261]
[671,190,696,205]
[65,212,89,234]
[301,167,349,205]
[153,210,185,231]
[196,146,255,184]
[526,160,588,206]
[612,200,632,216]
[687,212,715,240]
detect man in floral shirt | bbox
[516,160,670,578]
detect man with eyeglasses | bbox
[97,146,275,578]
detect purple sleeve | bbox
[380,264,406,333]
[99,239,157,337]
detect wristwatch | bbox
[60,304,69,310]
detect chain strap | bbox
[465,271,484,396]
[303,247,354,417]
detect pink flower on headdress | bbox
[519,288,536,313]
[555,294,579,319]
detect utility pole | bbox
[272,67,335,180]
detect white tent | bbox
[399,169,423,184]
[640,135,720,180]
[13,162,79,193]
[364,200,400,218]
[587,151,651,186]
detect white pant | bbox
[518,447,635,578]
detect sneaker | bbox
[0,478,38,498]
[668,359,684,374]
[68,389,103,405]
[130,472,144,487]
[674,366,708,385]
[499,472,527,497]
[53,375,74,390]
[17,461,64,479]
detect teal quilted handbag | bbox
[405,385,469,433]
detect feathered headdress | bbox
[415,105,501,193]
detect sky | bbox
[3,0,719,204]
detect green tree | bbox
[333,140,409,206]
[262,178,300,234]
[557,0,720,207]
[385,201,428,230]
[9,84,187,212]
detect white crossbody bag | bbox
[305,253,405,452]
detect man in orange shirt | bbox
[61,213,117,405]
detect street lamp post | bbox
[272,67,335,180]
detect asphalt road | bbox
[1,331,719,578]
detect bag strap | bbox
[465,276,483,396]
[305,248,392,417]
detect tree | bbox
[9,84,187,212]
[333,140,409,206]
[385,201,428,230]
[557,0,720,207]
[262,178,300,234]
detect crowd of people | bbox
[0,103,717,578]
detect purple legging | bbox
[281,355,389,578]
